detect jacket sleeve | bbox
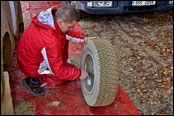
[44,40,81,81]
[66,28,86,43]
[62,40,69,63]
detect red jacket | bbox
[17,8,85,87]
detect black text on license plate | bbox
[132,1,156,6]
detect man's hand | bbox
[84,37,98,43]
[79,70,89,80]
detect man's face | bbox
[57,19,78,34]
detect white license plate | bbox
[132,1,156,6]
[169,1,173,4]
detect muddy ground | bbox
[72,10,173,115]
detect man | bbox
[17,5,90,96]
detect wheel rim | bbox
[84,53,95,93]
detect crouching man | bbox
[17,5,89,96]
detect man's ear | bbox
[57,19,64,25]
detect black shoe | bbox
[22,77,46,96]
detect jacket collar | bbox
[32,8,66,39]
[54,19,66,39]
[37,8,55,29]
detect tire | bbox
[79,10,88,19]
[80,39,119,107]
[66,1,75,6]
[66,1,88,19]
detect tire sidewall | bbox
[80,40,100,106]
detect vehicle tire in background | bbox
[79,10,88,19]
[66,1,88,19]
[80,39,119,107]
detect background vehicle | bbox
[1,1,24,115]
[67,1,173,15]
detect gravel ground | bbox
[77,10,173,115]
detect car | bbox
[1,1,24,115]
[67,1,173,15]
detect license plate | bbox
[169,1,173,4]
[132,1,156,6]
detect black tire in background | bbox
[80,39,119,107]
[66,1,88,19]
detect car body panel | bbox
[74,1,173,14]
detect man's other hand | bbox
[79,70,88,80]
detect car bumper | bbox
[76,1,173,14]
